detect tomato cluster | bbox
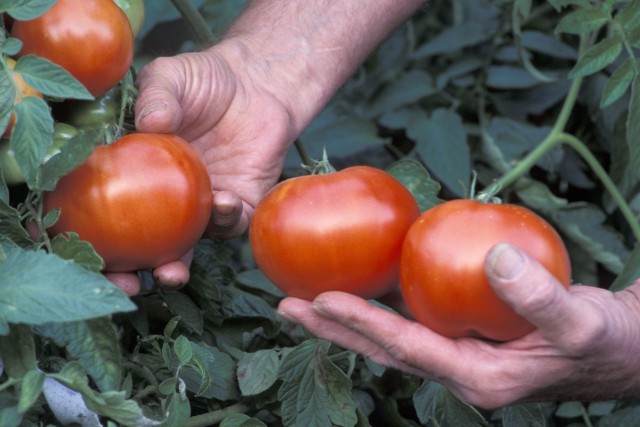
[250,169,571,342]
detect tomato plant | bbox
[43,133,213,272]
[12,0,134,97]
[1,57,43,139]
[400,199,572,341]
[250,165,420,300]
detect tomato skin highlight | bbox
[12,0,134,97]
[44,133,212,273]
[250,166,420,301]
[400,199,571,341]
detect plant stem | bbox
[294,139,313,168]
[170,0,216,49]
[185,403,250,427]
[558,132,640,242]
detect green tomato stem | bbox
[184,402,250,427]
[170,0,215,48]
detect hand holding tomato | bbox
[278,244,640,409]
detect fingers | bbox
[134,58,184,134]
[279,292,459,377]
[152,250,193,290]
[105,272,141,296]
[206,191,250,239]
[485,243,599,352]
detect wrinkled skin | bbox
[278,244,640,409]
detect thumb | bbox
[134,62,184,133]
[485,243,580,345]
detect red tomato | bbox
[44,133,212,272]
[12,0,134,97]
[400,199,571,341]
[250,166,420,300]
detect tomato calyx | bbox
[469,171,502,204]
[302,148,337,175]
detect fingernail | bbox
[487,243,525,280]
[137,103,166,121]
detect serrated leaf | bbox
[600,57,635,107]
[0,245,136,334]
[1,38,22,58]
[0,66,15,139]
[18,369,45,413]
[174,336,194,366]
[34,128,102,191]
[610,242,640,291]
[502,403,546,427]
[555,8,609,35]
[161,292,203,335]
[628,75,640,181]
[238,348,292,396]
[278,340,358,427]
[615,0,640,29]
[37,318,123,392]
[552,203,629,273]
[411,21,495,59]
[14,55,92,100]
[51,232,104,272]
[409,108,470,197]
[0,0,56,20]
[0,324,36,378]
[365,69,434,118]
[221,413,267,427]
[569,37,623,78]
[385,158,443,212]
[10,96,53,186]
[413,381,487,426]
[179,342,237,401]
[0,200,33,248]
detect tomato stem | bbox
[170,0,216,48]
[184,403,250,427]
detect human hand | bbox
[277,243,640,409]
[108,41,297,294]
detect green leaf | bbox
[34,128,102,191]
[615,0,640,29]
[409,108,470,197]
[364,69,434,117]
[521,31,577,60]
[0,0,56,20]
[14,55,93,100]
[0,406,22,427]
[0,200,33,248]
[1,38,22,57]
[51,232,104,272]
[554,8,609,35]
[600,58,635,108]
[628,75,640,181]
[552,203,630,274]
[413,381,487,426]
[610,243,640,291]
[385,159,443,212]
[0,60,14,137]
[0,245,136,334]
[278,340,358,427]
[160,391,191,427]
[235,269,286,297]
[10,96,53,187]
[161,292,204,335]
[0,324,37,378]
[238,348,293,396]
[599,405,640,426]
[411,21,495,59]
[174,336,194,366]
[18,369,45,413]
[221,413,267,427]
[179,342,237,401]
[486,65,552,89]
[502,403,547,427]
[569,37,623,78]
[555,401,585,418]
[37,318,123,392]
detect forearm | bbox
[218,0,426,135]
